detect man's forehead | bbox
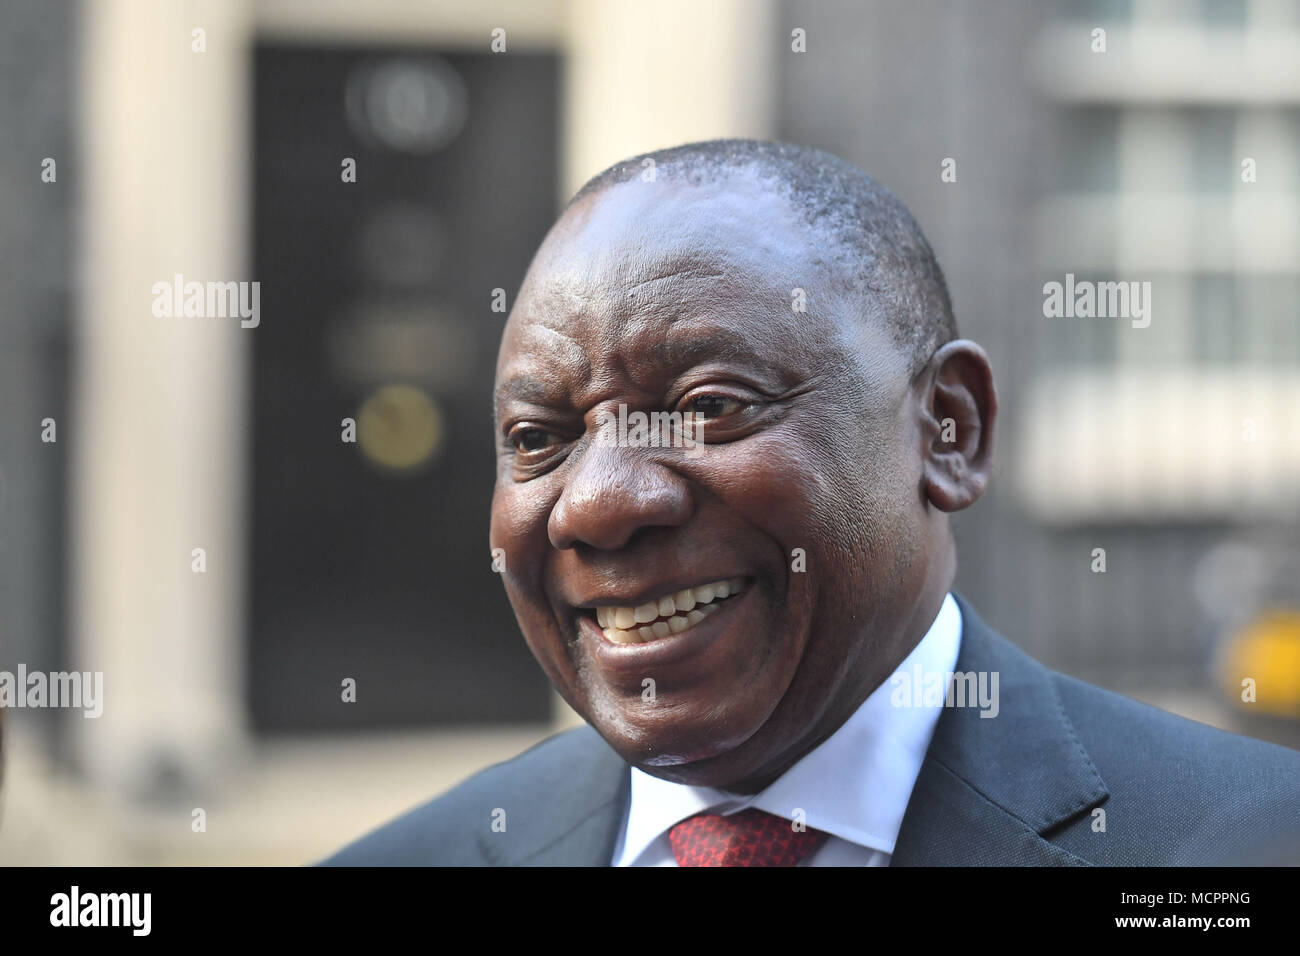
[501,312,779,377]
[531,176,818,290]
[492,177,876,408]
[506,188,830,353]
[510,248,752,337]
[494,254,838,416]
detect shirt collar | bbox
[614,592,963,865]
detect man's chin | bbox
[593,710,779,788]
[630,749,777,792]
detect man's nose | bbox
[548,444,692,551]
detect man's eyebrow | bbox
[494,326,788,421]
[654,326,778,368]
[494,377,557,419]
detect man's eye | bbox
[685,395,744,420]
[511,427,555,453]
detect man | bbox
[325,140,1300,866]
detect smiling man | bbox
[325,140,1300,867]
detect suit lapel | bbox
[892,593,1108,865]
[475,726,630,866]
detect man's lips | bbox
[588,577,747,644]
[573,576,755,672]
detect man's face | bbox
[490,173,943,791]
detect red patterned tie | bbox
[668,808,829,867]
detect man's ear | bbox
[917,339,997,512]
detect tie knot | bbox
[668,808,829,867]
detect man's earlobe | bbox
[919,340,997,513]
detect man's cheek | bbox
[489,494,550,579]
[704,451,819,535]
[501,580,558,651]
[513,606,580,695]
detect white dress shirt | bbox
[610,592,963,866]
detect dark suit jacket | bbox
[322,594,1300,865]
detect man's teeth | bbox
[595,577,744,644]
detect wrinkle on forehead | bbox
[507,247,745,355]
[496,318,592,401]
[495,177,884,407]
[622,265,726,298]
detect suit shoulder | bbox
[1052,668,1300,776]
[1050,668,1300,863]
[318,726,608,866]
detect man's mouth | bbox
[591,577,747,644]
